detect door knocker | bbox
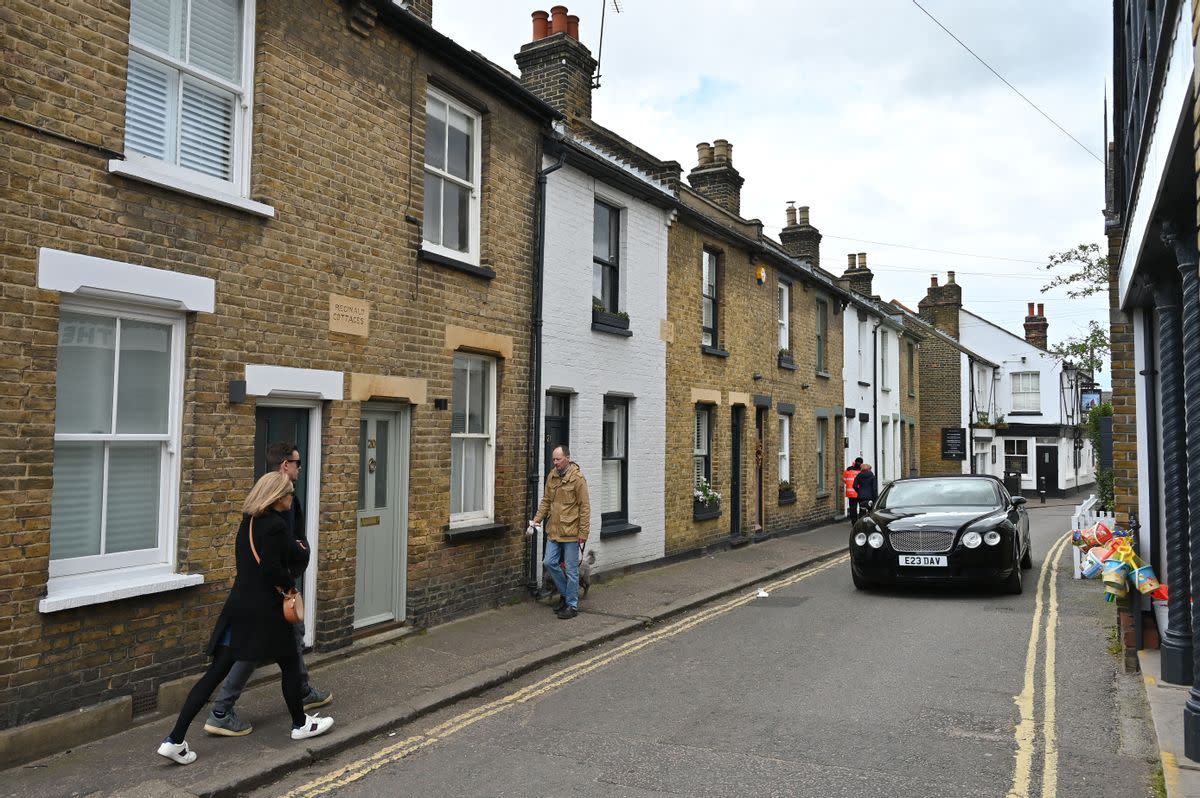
[368,457,377,473]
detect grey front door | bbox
[354,408,409,629]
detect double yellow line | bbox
[280,554,850,798]
[1008,531,1071,798]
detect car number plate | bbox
[899,555,947,567]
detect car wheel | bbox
[852,569,872,591]
[1004,552,1024,594]
[1020,540,1033,570]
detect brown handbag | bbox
[249,518,305,624]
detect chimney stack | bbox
[778,202,822,268]
[842,252,874,297]
[687,138,745,215]
[516,6,597,122]
[1024,302,1049,350]
[918,271,963,339]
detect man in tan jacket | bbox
[531,445,590,619]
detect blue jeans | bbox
[543,539,581,609]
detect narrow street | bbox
[255,505,1158,798]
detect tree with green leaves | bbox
[1041,244,1110,374]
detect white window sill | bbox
[40,566,204,613]
[109,159,276,219]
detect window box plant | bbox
[778,348,796,370]
[592,300,630,331]
[693,477,721,520]
[778,479,796,505]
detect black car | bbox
[849,475,1032,593]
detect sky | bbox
[433,1,1112,386]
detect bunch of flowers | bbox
[694,477,721,506]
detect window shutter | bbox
[188,0,242,82]
[129,0,182,55]
[180,79,235,180]
[125,55,173,160]
[693,455,704,487]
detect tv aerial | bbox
[593,0,623,89]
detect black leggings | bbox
[168,645,306,743]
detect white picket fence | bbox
[1070,494,1117,579]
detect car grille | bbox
[889,529,956,553]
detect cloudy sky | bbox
[434,1,1111,382]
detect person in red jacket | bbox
[842,457,864,523]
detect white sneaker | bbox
[157,738,197,765]
[291,713,334,740]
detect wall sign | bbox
[941,427,967,460]
[329,293,370,337]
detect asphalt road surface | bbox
[257,505,1159,798]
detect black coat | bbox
[852,470,879,503]
[206,510,310,661]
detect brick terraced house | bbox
[0,0,558,757]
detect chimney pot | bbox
[947,270,956,284]
[848,253,857,270]
[1037,302,1044,317]
[798,205,810,225]
[931,275,939,287]
[567,14,579,38]
[857,252,867,270]
[713,139,731,163]
[785,204,797,226]
[550,5,568,34]
[1027,302,1035,317]
[531,10,549,40]
[696,142,713,165]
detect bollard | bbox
[1038,476,1046,504]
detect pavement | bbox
[0,501,1179,798]
[1139,649,1200,798]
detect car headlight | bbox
[854,532,868,547]
[868,532,884,549]
[984,530,1001,546]
[962,531,982,549]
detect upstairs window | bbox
[907,342,916,396]
[1012,371,1040,412]
[880,330,890,389]
[777,281,790,351]
[815,299,828,373]
[124,0,254,193]
[701,250,719,347]
[593,200,620,313]
[424,88,482,264]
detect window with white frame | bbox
[816,416,828,492]
[857,319,868,376]
[701,250,719,347]
[601,397,628,522]
[777,281,790,351]
[815,298,828,372]
[777,414,790,483]
[880,419,889,481]
[50,301,184,577]
[1005,439,1029,474]
[593,200,620,314]
[123,0,254,193]
[450,353,495,525]
[1011,371,1040,412]
[880,330,890,389]
[424,88,482,264]
[907,342,916,396]
[694,405,713,487]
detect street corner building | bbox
[0,0,560,760]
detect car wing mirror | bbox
[1011,495,1027,507]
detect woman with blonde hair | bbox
[157,472,333,764]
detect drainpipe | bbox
[871,321,879,471]
[526,144,566,595]
[967,358,976,474]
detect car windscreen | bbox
[879,479,1001,509]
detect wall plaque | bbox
[941,427,967,461]
[329,293,369,337]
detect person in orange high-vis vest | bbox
[843,457,864,523]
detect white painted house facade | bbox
[841,300,905,484]
[537,136,675,572]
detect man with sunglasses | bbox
[204,441,332,737]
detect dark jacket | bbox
[852,470,879,503]
[207,509,309,661]
[283,492,308,578]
